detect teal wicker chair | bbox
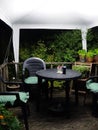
[0,75,29,130]
[22,57,46,110]
[86,76,98,117]
[22,57,46,86]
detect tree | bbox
[20,29,82,62]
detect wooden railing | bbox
[0,62,73,91]
[0,61,98,91]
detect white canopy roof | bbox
[0,0,98,62]
[0,0,98,29]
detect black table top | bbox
[36,68,81,81]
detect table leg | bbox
[74,79,79,105]
[37,78,50,111]
[36,77,42,112]
[44,80,49,100]
[50,80,53,100]
[64,80,71,118]
[65,80,70,103]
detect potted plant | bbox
[78,49,87,62]
[86,50,94,62]
[93,48,98,62]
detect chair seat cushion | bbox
[86,79,93,89]
[0,92,29,105]
[24,76,45,84]
[86,79,98,93]
[24,76,38,84]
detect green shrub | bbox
[0,104,22,130]
[72,65,90,78]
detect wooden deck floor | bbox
[13,88,98,130]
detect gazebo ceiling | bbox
[0,0,98,29]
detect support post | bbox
[12,26,20,76]
[81,28,88,51]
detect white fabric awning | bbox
[0,0,98,29]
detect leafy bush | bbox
[72,65,90,78]
[20,30,82,62]
[0,104,22,130]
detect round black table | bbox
[36,68,81,80]
[36,68,81,112]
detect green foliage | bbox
[48,81,64,89]
[93,48,98,55]
[63,48,76,62]
[72,65,90,78]
[19,48,31,61]
[0,104,22,130]
[31,40,47,61]
[78,49,87,57]
[87,28,98,50]
[87,29,94,42]
[86,50,94,58]
[19,30,82,62]
[50,30,82,62]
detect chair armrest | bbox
[1,80,22,85]
[0,92,29,105]
[0,75,24,91]
[0,75,22,85]
[86,75,98,82]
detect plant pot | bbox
[79,55,86,62]
[86,57,94,62]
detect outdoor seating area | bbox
[0,60,98,130]
[1,1,98,130]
